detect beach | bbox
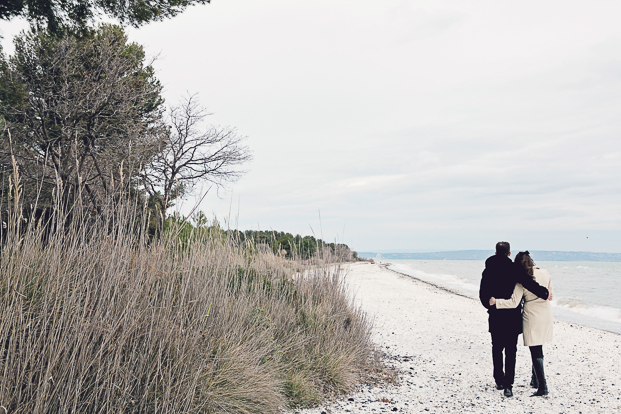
[289,262,621,414]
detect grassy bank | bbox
[0,205,379,413]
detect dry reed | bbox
[0,200,378,413]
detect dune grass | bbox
[0,200,379,413]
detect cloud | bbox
[5,1,617,251]
[384,3,464,44]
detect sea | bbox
[384,259,621,335]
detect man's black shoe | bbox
[503,388,513,397]
[495,384,504,390]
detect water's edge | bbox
[380,261,621,336]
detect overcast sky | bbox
[3,1,621,253]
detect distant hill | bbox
[357,250,621,262]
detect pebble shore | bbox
[286,262,621,414]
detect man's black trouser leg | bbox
[491,333,505,386]
[504,335,518,388]
[491,331,519,388]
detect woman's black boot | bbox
[530,357,548,396]
[530,365,538,388]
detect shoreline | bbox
[380,261,621,337]
[379,262,478,300]
[288,261,621,414]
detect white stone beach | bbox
[291,262,621,414]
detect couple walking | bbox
[479,241,554,398]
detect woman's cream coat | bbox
[496,267,553,346]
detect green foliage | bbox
[283,372,321,408]
[0,25,166,216]
[244,229,356,261]
[0,0,211,35]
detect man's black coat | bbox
[479,254,549,335]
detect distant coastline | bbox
[358,250,621,262]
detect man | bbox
[479,241,551,397]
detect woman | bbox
[489,251,553,397]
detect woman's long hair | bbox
[515,251,535,280]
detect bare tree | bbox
[142,94,252,213]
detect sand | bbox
[289,261,621,414]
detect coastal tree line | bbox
[184,212,357,260]
[242,229,357,260]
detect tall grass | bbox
[0,197,378,412]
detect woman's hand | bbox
[548,292,553,301]
[489,297,496,306]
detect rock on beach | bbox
[286,262,621,414]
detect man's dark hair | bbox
[496,241,510,256]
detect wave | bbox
[552,297,621,324]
